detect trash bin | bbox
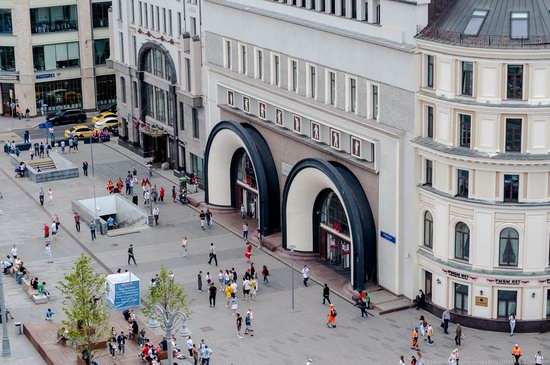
[15,321,21,335]
[16,271,23,285]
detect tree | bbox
[57,254,109,364]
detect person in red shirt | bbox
[44,224,50,239]
[159,187,165,203]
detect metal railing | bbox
[416,25,550,49]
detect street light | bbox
[289,245,296,310]
[89,135,99,233]
[0,272,11,357]
[148,304,191,365]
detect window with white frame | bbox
[223,39,231,69]
[326,70,336,106]
[131,0,135,23]
[346,76,357,113]
[254,48,264,80]
[162,8,166,33]
[168,10,172,35]
[238,44,247,74]
[307,64,317,99]
[289,59,298,92]
[271,54,280,86]
[119,32,125,63]
[368,81,379,119]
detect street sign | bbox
[380,231,396,244]
[36,73,55,80]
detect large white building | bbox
[415,0,550,331]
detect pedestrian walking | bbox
[51,221,58,239]
[209,283,217,308]
[411,328,419,350]
[509,313,516,336]
[262,265,270,286]
[43,223,50,239]
[25,108,30,121]
[326,304,337,328]
[512,344,523,365]
[199,210,206,230]
[535,350,544,365]
[197,271,203,292]
[399,355,405,365]
[45,308,54,321]
[410,355,417,365]
[455,323,462,346]
[322,283,331,305]
[206,209,213,227]
[302,265,309,286]
[182,237,188,257]
[186,337,194,357]
[39,187,44,206]
[201,345,212,365]
[236,312,243,338]
[426,323,434,345]
[208,243,218,266]
[127,244,137,265]
[240,204,246,219]
[442,308,450,334]
[45,242,53,263]
[90,221,97,241]
[48,188,53,205]
[355,296,368,317]
[244,308,254,336]
[416,351,424,365]
[242,222,249,240]
[117,331,127,355]
[231,294,239,315]
[10,245,17,259]
[74,212,81,232]
[159,187,165,203]
[153,206,160,225]
[171,186,177,203]
[108,339,117,358]
[192,344,200,365]
[415,289,425,310]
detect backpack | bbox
[332,310,337,317]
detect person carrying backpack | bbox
[327,304,337,328]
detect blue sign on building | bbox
[380,231,396,244]
[36,73,55,80]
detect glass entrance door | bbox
[497,290,517,319]
[424,271,433,301]
[454,283,469,313]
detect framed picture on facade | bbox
[330,129,341,150]
[351,136,361,158]
[311,121,321,141]
[275,108,284,126]
[227,90,235,106]
[258,101,266,120]
[243,96,250,113]
[293,115,302,133]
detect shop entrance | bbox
[233,150,258,222]
[0,83,14,116]
[142,131,168,163]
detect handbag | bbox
[440,322,445,328]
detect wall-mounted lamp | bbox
[532,292,536,299]
[479,290,484,296]
[436,279,441,285]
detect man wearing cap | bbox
[512,344,522,365]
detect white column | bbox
[305,0,313,9]
[345,0,352,18]
[296,0,304,7]
[335,0,342,15]
[315,0,323,11]
[356,0,366,21]
[325,0,333,13]
[367,0,376,23]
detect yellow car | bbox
[94,116,119,133]
[64,125,94,139]
[92,111,117,123]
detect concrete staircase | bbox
[28,158,56,171]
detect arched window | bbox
[499,228,519,266]
[423,211,433,248]
[454,222,470,260]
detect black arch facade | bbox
[282,158,377,291]
[204,121,280,236]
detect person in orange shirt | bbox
[116,178,124,193]
[327,304,337,328]
[107,180,114,194]
[411,328,419,350]
[512,344,522,365]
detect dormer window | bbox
[463,10,488,36]
[511,12,528,39]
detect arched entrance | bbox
[204,121,280,236]
[282,158,376,291]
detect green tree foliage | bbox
[143,266,190,321]
[57,254,109,362]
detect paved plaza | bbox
[0,127,547,364]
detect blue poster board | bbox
[106,273,140,309]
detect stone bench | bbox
[23,278,49,304]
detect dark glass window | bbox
[96,75,116,107]
[92,2,111,28]
[0,9,12,34]
[190,153,204,188]
[179,102,184,130]
[329,71,336,105]
[454,283,468,313]
[120,77,127,104]
[35,78,82,111]
[499,228,519,266]
[426,106,433,138]
[503,174,519,203]
[457,169,469,198]
[192,108,199,139]
[94,39,110,65]
[0,47,15,71]
[33,42,80,71]
[133,81,138,106]
[463,10,488,36]
[505,118,522,152]
[507,65,523,99]
[427,55,434,88]
[546,290,550,317]
[30,5,78,33]
[459,114,471,147]
[497,290,517,319]
[454,222,470,261]
[461,62,473,96]
[236,152,256,189]
[321,192,350,238]
[425,159,433,186]
[423,211,433,248]
[372,84,378,120]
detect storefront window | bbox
[94,39,110,65]
[0,47,15,71]
[497,290,517,319]
[96,75,116,107]
[454,283,468,313]
[191,153,204,188]
[321,192,350,238]
[33,42,80,71]
[30,6,78,34]
[92,2,111,28]
[236,153,257,190]
[35,78,82,111]
[0,9,12,34]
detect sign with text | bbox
[380,231,396,244]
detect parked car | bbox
[94,116,119,134]
[46,109,87,126]
[98,103,117,113]
[92,111,117,124]
[64,125,94,139]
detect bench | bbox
[23,278,49,304]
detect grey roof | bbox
[417,0,550,49]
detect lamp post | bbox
[89,135,100,233]
[148,304,191,365]
[289,245,296,310]
[0,272,11,357]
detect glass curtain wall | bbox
[35,79,82,111]
[30,5,78,33]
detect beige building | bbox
[0,0,115,116]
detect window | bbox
[0,47,15,71]
[92,3,111,28]
[255,49,264,80]
[177,12,181,36]
[505,118,522,152]
[239,44,247,74]
[425,159,433,186]
[119,32,125,63]
[426,106,434,138]
[507,65,523,99]
[503,174,519,203]
[348,77,357,113]
[144,3,148,27]
[150,4,154,29]
[96,75,116,107]
[290,60,298,92]
[179,102,185,130]
[454,222,470,261]
[190,153,204,188]
[120,77,127,103]
[463,9,488,36]
[0,9,12,34]
[185,59,191,92]
[32,42,80,71]
[118,0,122,20]
[31,5,78,33]
[371,84,379,120]
[327,70,336,106]
[423,211,433,248]
[168,10,172,35]
[454,283,468,313]
[139,1,142,25]
[308,65,317,99]
[131,0,135,23]
[192,108,199,139]
[272,54,280,85]
[94,39,110,65]
[497,290,517,319]
[133,81,138,106]
[223,39,231,69]
[190,17,197,36]
[511,12,528,39]
[459,114,471,147]
[547,290,550,318]
[426,55,434,88]
[132,35,137,65]
[155,6,160,31]
[499,228,519,266]
[35,78,82,111]
[457,169,469,198]
[461,62,473,96]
